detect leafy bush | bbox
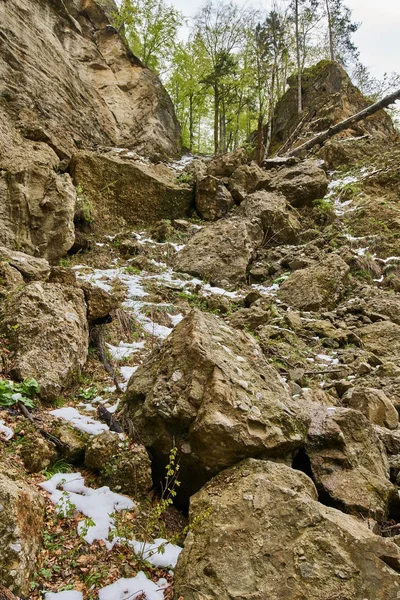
[0,377,40,408]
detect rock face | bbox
[0,0,180,159]
[1,282,89,400]
[278,254,350,311]
[0,469,45,596]
[123,310,310,501]
[175,459,400,600]
[0,0,181,260]
[269,60,396,156]
[70,151,194,228]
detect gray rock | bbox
[175,459,400,600]
[1,282,89,400]
[123,310,310,502]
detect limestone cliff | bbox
[0,0,181,261]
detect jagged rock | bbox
[0,247,50,280]
[195,175,234,221]
[85,431,122,470]
[175,459,400,600]
[1,282,89,400]
[52,424,88,463]
[375,426,400,456]
[206,148,249,178]
[48,267,77,287]
[0,0,181,260]
[278,254,350,311]
[20,432,57,473]
[0,468,45,596]
[342,387,399,429]
[0,263,24,298]
[268,159,329,207]
[269,60,396,157]
[174,217,263,287]
[79,281,116,322]
[123,310,310,502]
[227,163,268,203]
[227,300,272,331]
[70,151,194,227]
[149,220,174,242]
[238,191,301,245]
[85,433,153,497]
[305,404,395,519]
[0,122,76,262]
[360,321,400,359]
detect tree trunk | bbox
[285,88,400,157]
[189,92,194,152]
[213,84,219,155]
[256,114,264,165]
[295,0,302,113]
[263,61,277,162]
[325,0,335,61]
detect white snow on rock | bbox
[44,591,83,600]
[50,407,109,436]
[0,420,14,441]
[98,572,167,600]
[40,473,134,546]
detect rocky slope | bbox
[1,27,400,600]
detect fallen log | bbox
[284,88,400,157]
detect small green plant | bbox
[0,377,40,408]
[313,198,335,223]
[77,386,99,401]
[176,172,193,184]
[58,257,71,267]
[43,459,74,479]
[124,266,141,275]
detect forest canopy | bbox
[109,0,400,158]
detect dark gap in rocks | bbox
[384,493,400,529]
[292,448,346,510]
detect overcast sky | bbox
[171,0,399,81]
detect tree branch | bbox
[283,88,400,157]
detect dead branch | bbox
[283,88,400,157]
[17,401,66,450]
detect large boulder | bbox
[70,151,194,228]
[360,321,400,359]
[278,254,350,311]
[0,468,45,596]
[206,148,249,178]
[195,175,234,221]
[342,386,399,430]
[238,191,301,245]
[175,459,400,600]
[0,118,76,263]
[123,310,310,502]
[268,159,329,207]
[174,217,263,287]
[0,247,50,281]
[305,404,395,519]
[0,282,89,400]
